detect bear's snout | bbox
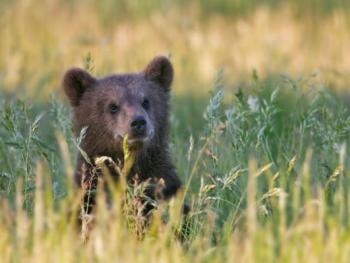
[130,115,147,137]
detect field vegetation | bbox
[1,0,350,262]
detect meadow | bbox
[1,0,350,262]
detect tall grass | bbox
[1,72,350,261]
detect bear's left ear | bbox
[143,56,174,92]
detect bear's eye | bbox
[142,98,150,110]
[109,104,120,114]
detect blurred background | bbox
[1,0,350,99]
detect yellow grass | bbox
[1,1,350,98]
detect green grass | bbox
[1,72,350,262]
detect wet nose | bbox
[130,116,147,134]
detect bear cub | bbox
[63,56,183,217]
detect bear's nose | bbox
[130,116,147,134]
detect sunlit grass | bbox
[1,152,350,262]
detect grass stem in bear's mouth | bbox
[122,135,135,177]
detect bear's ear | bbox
[143,56,174,92]
[62,68,96,106]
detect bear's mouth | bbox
[127,136,150,151]
[115,132,152,151]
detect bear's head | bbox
[63,56,173,158]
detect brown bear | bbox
[63,56,184,218]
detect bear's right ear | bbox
[143,56,174,92]
[62,68,96,106]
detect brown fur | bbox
[63,56,182,215]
